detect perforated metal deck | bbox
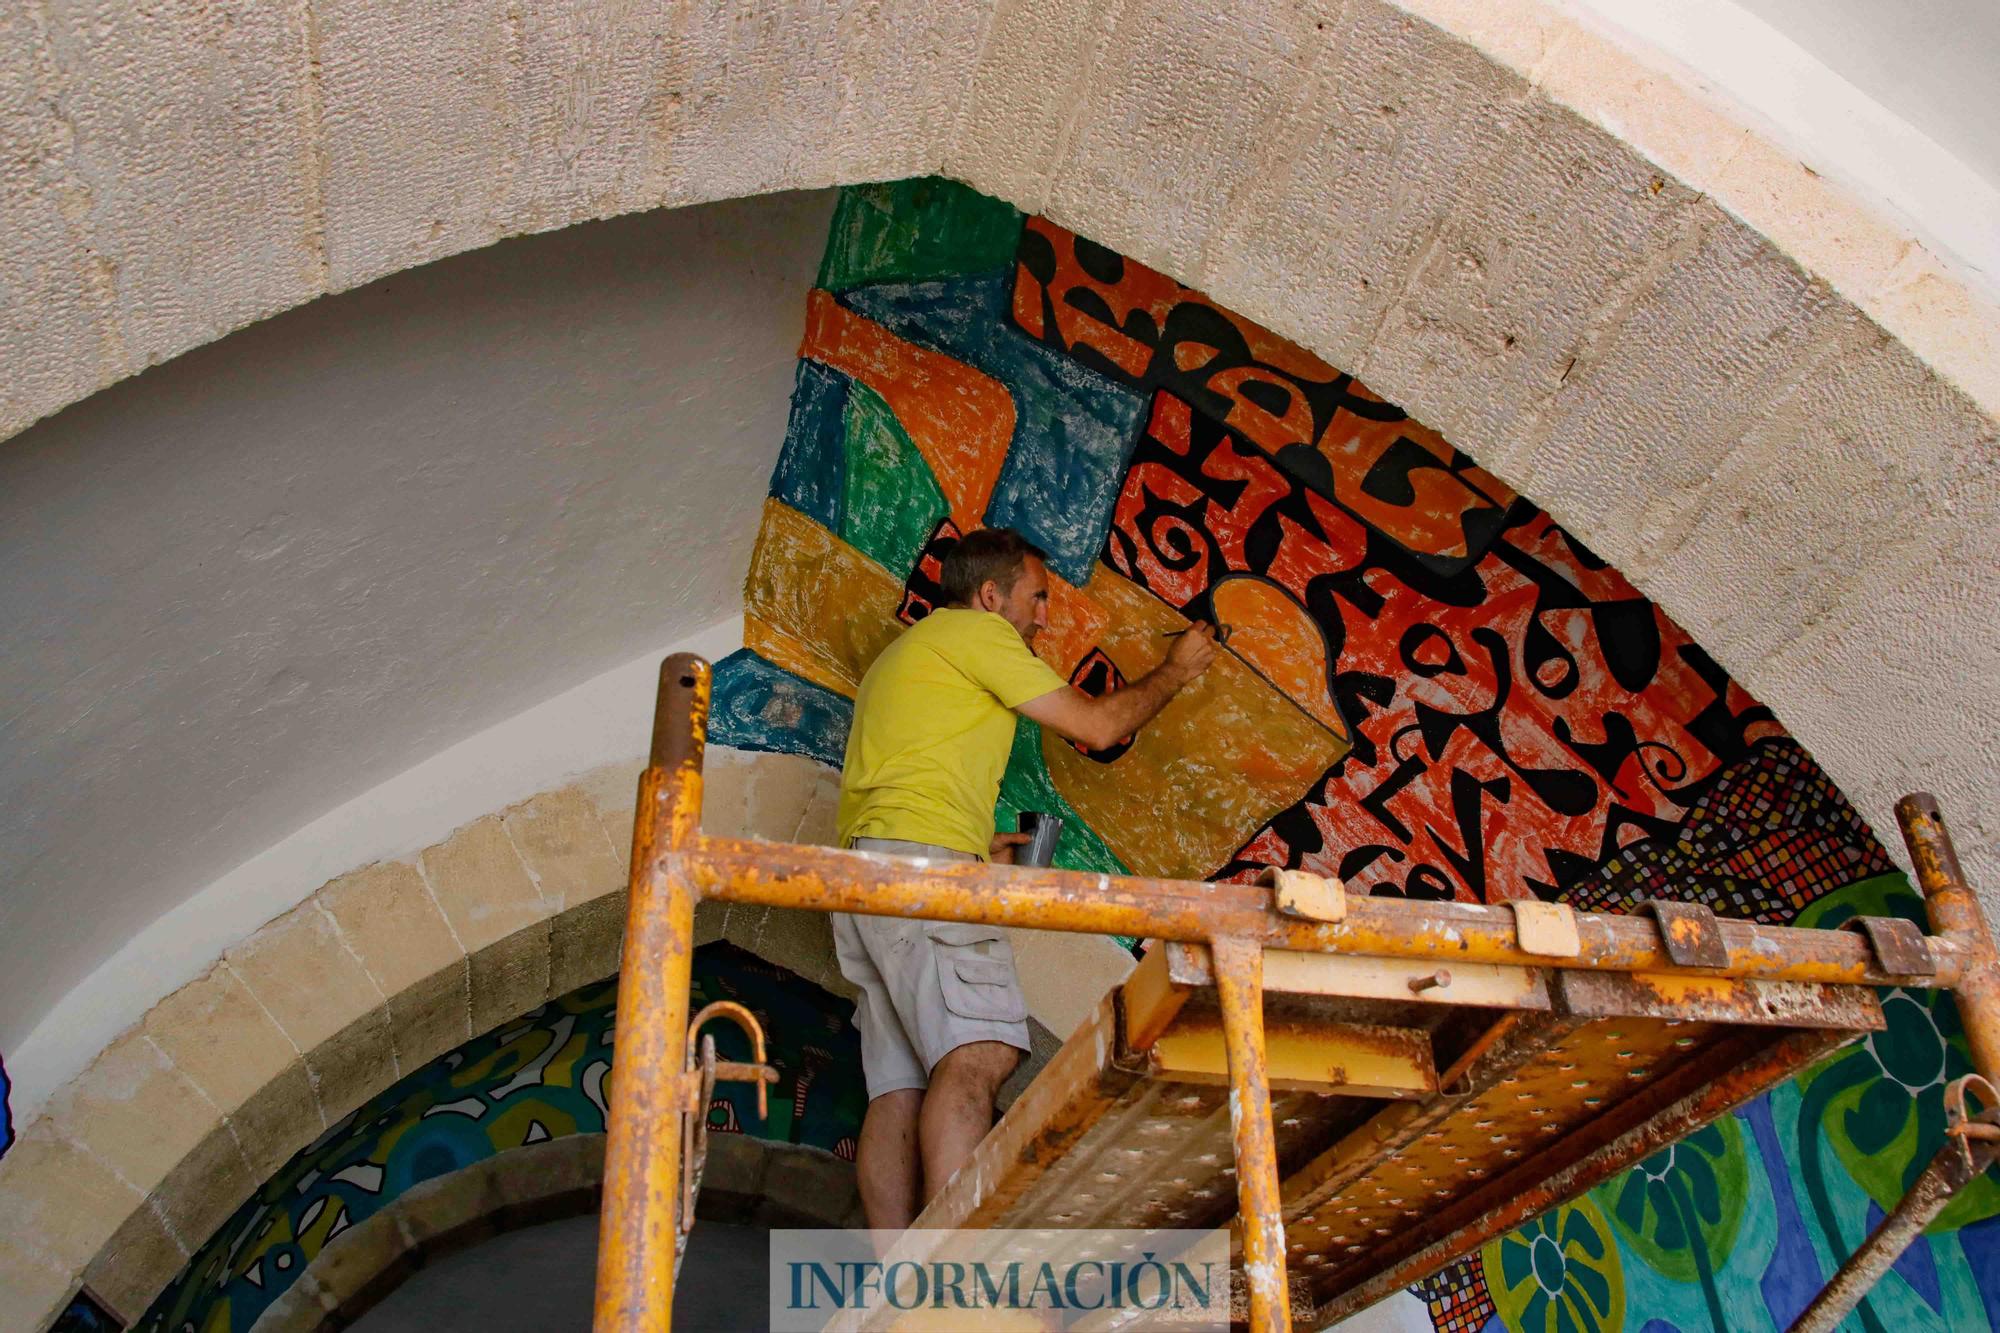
[595,655,1999,1333]
[914,941,1880,1327]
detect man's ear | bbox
[973,580,999,612]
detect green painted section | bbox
[816,176,1025,292]
[994,719,1134,950]
[838,381,949,578]
[1793,871,2000,1232]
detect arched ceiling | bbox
[0,192,833,1065]
[2,0,1996,1120]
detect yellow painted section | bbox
[1150,1017,1435,1098]
[1118,942,1188,1051]
[1043,565,1346,879]
[1257,948,1549,1010]
[743,499,906,696]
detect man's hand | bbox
[1165,621,1220,683]
[989,832,1032,865]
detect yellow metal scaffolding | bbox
[592,655,2000,1332]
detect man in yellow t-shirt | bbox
[833,527,1217,1229]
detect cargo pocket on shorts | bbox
[929,927,1028,1024]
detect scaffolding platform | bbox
[591,654,2000,1333]
[918,940,1877,1324]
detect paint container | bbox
[1017,811,1064,868]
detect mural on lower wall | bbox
[708,177,2000,1332]
[112,943,863,1333]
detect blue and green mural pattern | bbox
[121,943,864,1333]
[710,177,2000,1332]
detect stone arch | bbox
[0,743,1128,1329]
[246,1131,863,1332]
[5,0,1992,443]
[4,0,1993,910]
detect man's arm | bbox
[1017,624,1218,751]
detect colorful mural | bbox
[710,177,2000,1331]
[121,943,864,1333]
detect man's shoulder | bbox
[864,611,981,682]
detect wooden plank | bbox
[1167,941,1551,1011]
[1149,1013,1436,1099]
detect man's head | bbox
[942,528,1050,645]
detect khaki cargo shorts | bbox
[833,837,1031,1099]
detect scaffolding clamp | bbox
[1638,899,1729,968]
[1261,867,1348,924]
[680,1002,778,1235]
[1844,915,1937,977]
[1508,899,1581,958]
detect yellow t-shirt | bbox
[836,608,1068,859]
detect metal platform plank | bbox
[911,940,1883,1332]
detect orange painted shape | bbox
[802,288,1015,529]
[1210,575,1347,740]
[1035,572,1109,679]
[1313,412,1518,562]
[1021,218,1519,563]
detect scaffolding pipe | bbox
[590,655,2000,1331]
[681,837,1968,989]
[1213,936,1292,1333]
[1788,1134,1999,1333]
[1899,794,2000,1082]
[1783,795,2000,1333]
[593,655,709,1333]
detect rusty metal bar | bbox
[1788,1134,2000,1333]
[1211,937,1291,1333]
[679,836,1967,988]
[1899,794,2000,1081]
[594,655,710,1333]
[1775,797,2000,1333]
[591,654,1996,1332]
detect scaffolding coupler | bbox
[592,654,2000,1333]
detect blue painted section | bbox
[1960,1214,2000,1332]
[710,649,854,768]
[1746,1093,1826,1329]
[0,1051,11,1162]
[139,949,865,1333]
[836,273,1147,586]
[770,360,849,530]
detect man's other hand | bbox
[1017,619,1221,751]
[989,832,1032,864]
[1166,621,1220,682]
